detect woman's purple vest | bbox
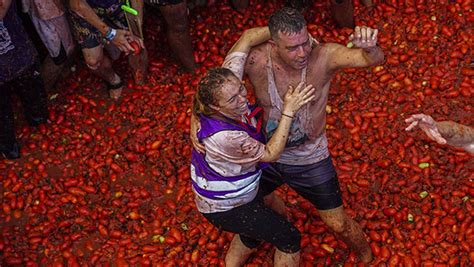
[191,106,267,199]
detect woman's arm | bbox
[260,82,315,162]
[228,27,270,54]
[69,0,134,53]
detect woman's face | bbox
[212,75,248,119]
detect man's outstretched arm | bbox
[327,26,384,70]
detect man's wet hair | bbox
[268,7,307,40]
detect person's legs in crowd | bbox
[230,0,249,11]
[0,82,20,159]
[330,0,355,28]
[27,4,76,90]
[0,63,48,160]
[159,1,197,72]
[69,7,125,99]
[82,45,123,99]
[16,63,48,127]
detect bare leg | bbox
[225,235,255,267]
[264,193,288,218]
[82,46,123,99]
[318,206,372,263]
[274,249,300,267]
[160,1,197,72]
[330,0,355,28]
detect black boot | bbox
[0,141,20,160]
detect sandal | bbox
[106,78,124,100]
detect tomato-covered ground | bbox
[1,0,473,266]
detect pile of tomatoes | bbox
[1,0,472,266]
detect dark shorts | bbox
[146,0,184,6]
[202,197,301,253]
[69,2,128,49]
[259,157,343,210]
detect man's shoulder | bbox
[247,43,268,67]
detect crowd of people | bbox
[1,0,472,266]
[1,0,199,159]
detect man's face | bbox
[273,28,312,70]
[212,75,248,119]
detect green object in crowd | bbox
[122,5,138,15]
[419,191,429,199]
[418,162,430,169]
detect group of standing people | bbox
[1,0,196,159]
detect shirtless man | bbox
[192,7,384,263]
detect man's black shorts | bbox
[259,157,343,210]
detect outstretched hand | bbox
[349,26,378,48]
[405,114,447,145]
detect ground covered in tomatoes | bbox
[1,0,473,266]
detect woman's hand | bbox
[190,113,205,153]
[281,82,316,117]
[111,29,134,54]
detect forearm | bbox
[0,0,12,19]
[260,116,293,162]
[436,121,474,152]
[228,26,270,54]
[69,0,109,35]
[130,0,144,25]
[361,46,384,66]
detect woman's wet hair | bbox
[268,7,307,41]
[193,68,236,116]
